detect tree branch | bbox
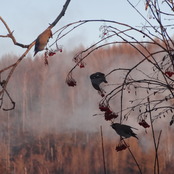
[50,0,71,28]
[0,0,72,110]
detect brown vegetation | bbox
[0,44,173,173]
[0,130,174,174]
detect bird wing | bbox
[123,128,138,139]
[122,124,138,130]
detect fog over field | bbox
[0,44,173,173]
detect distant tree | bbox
[54,0,174,173]
[1,0,174,173]
[0,0,71,111]
[63,0,174,128]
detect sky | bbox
[0,0,149,57]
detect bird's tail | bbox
[33,51,38,57]
[131,126,138,130]
[132,133,138,139]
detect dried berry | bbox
[139,119,150,128]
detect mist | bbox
[0,44,174,173]
[0,44,172,134]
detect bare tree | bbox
[58,0,174,128]
[1,0,174,173]
[49,0,174,173]
[0,0,71,110]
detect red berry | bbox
[139,120,150,128]
[165,71,174,77]
[80,63,85,68]
[48,52,56,56]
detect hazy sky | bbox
[0,0,149,57]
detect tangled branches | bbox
[0,0,71,110]
[59,1,174,172]
[57,1,174,127]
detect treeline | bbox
[0,131,173,174]
[0,44,173,173]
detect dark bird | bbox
[111,123,138,139]
[34,28,52,56]
[90,72,107,91]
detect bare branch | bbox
[50,0,71,28]
[0,16,29,48]
[0,0,72,110]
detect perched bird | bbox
[111,123,138,139]
[90,72,107,91]
[34,28,52,56]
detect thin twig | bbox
[0,0,72,110]
[100,126,107,174]
[0,16,29,48]
[50,0,71,27]
[155,130,162,174]
[148,97,160,174]
[123,139,143,174]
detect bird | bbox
[34,28,52,56]
[111,123,138,139]
[90,72,107,91]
